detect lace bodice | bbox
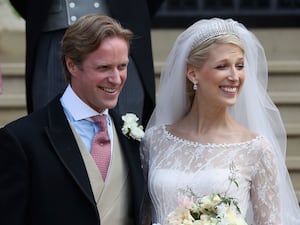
[141,125,281,225]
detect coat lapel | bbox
[44,96,96,206]
[109,108,145,224]
[41,97,145,224]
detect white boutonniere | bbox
[121,113,144,141]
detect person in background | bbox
[0,64,2,94]
[8,0,164,128]
[140,18,300,225]
[0,14,149,225]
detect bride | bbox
[140,18,300,225]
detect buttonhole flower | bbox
[121,113,144,141]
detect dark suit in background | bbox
[8,0,164,127]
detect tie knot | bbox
[91,114,107,130]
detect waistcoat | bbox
[69,120,133,225]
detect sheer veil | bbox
[147,18,300,224]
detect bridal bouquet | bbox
[165,190,248,225]
[153,163,247,225]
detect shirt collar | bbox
[60,85,108,121]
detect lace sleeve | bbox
[251,139,281,225]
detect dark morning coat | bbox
[0,96,145,225]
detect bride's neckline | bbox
[162,125,261,147]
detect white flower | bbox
[167,205,194,225]
[165,176,248,225]
[121,113,144,141]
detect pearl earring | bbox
[193,81,198,91]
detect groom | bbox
[0,14,147,225]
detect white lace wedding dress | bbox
[141,125,282,225]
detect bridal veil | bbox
[147,18,300,224]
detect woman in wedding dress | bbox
[140,18,300,225]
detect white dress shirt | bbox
[60,85,113,153]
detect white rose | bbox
[129,125,145,141]
[121,113,144,141]
[122,113,139,123]
[225,209,248,225]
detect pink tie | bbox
[91,114,111,181]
